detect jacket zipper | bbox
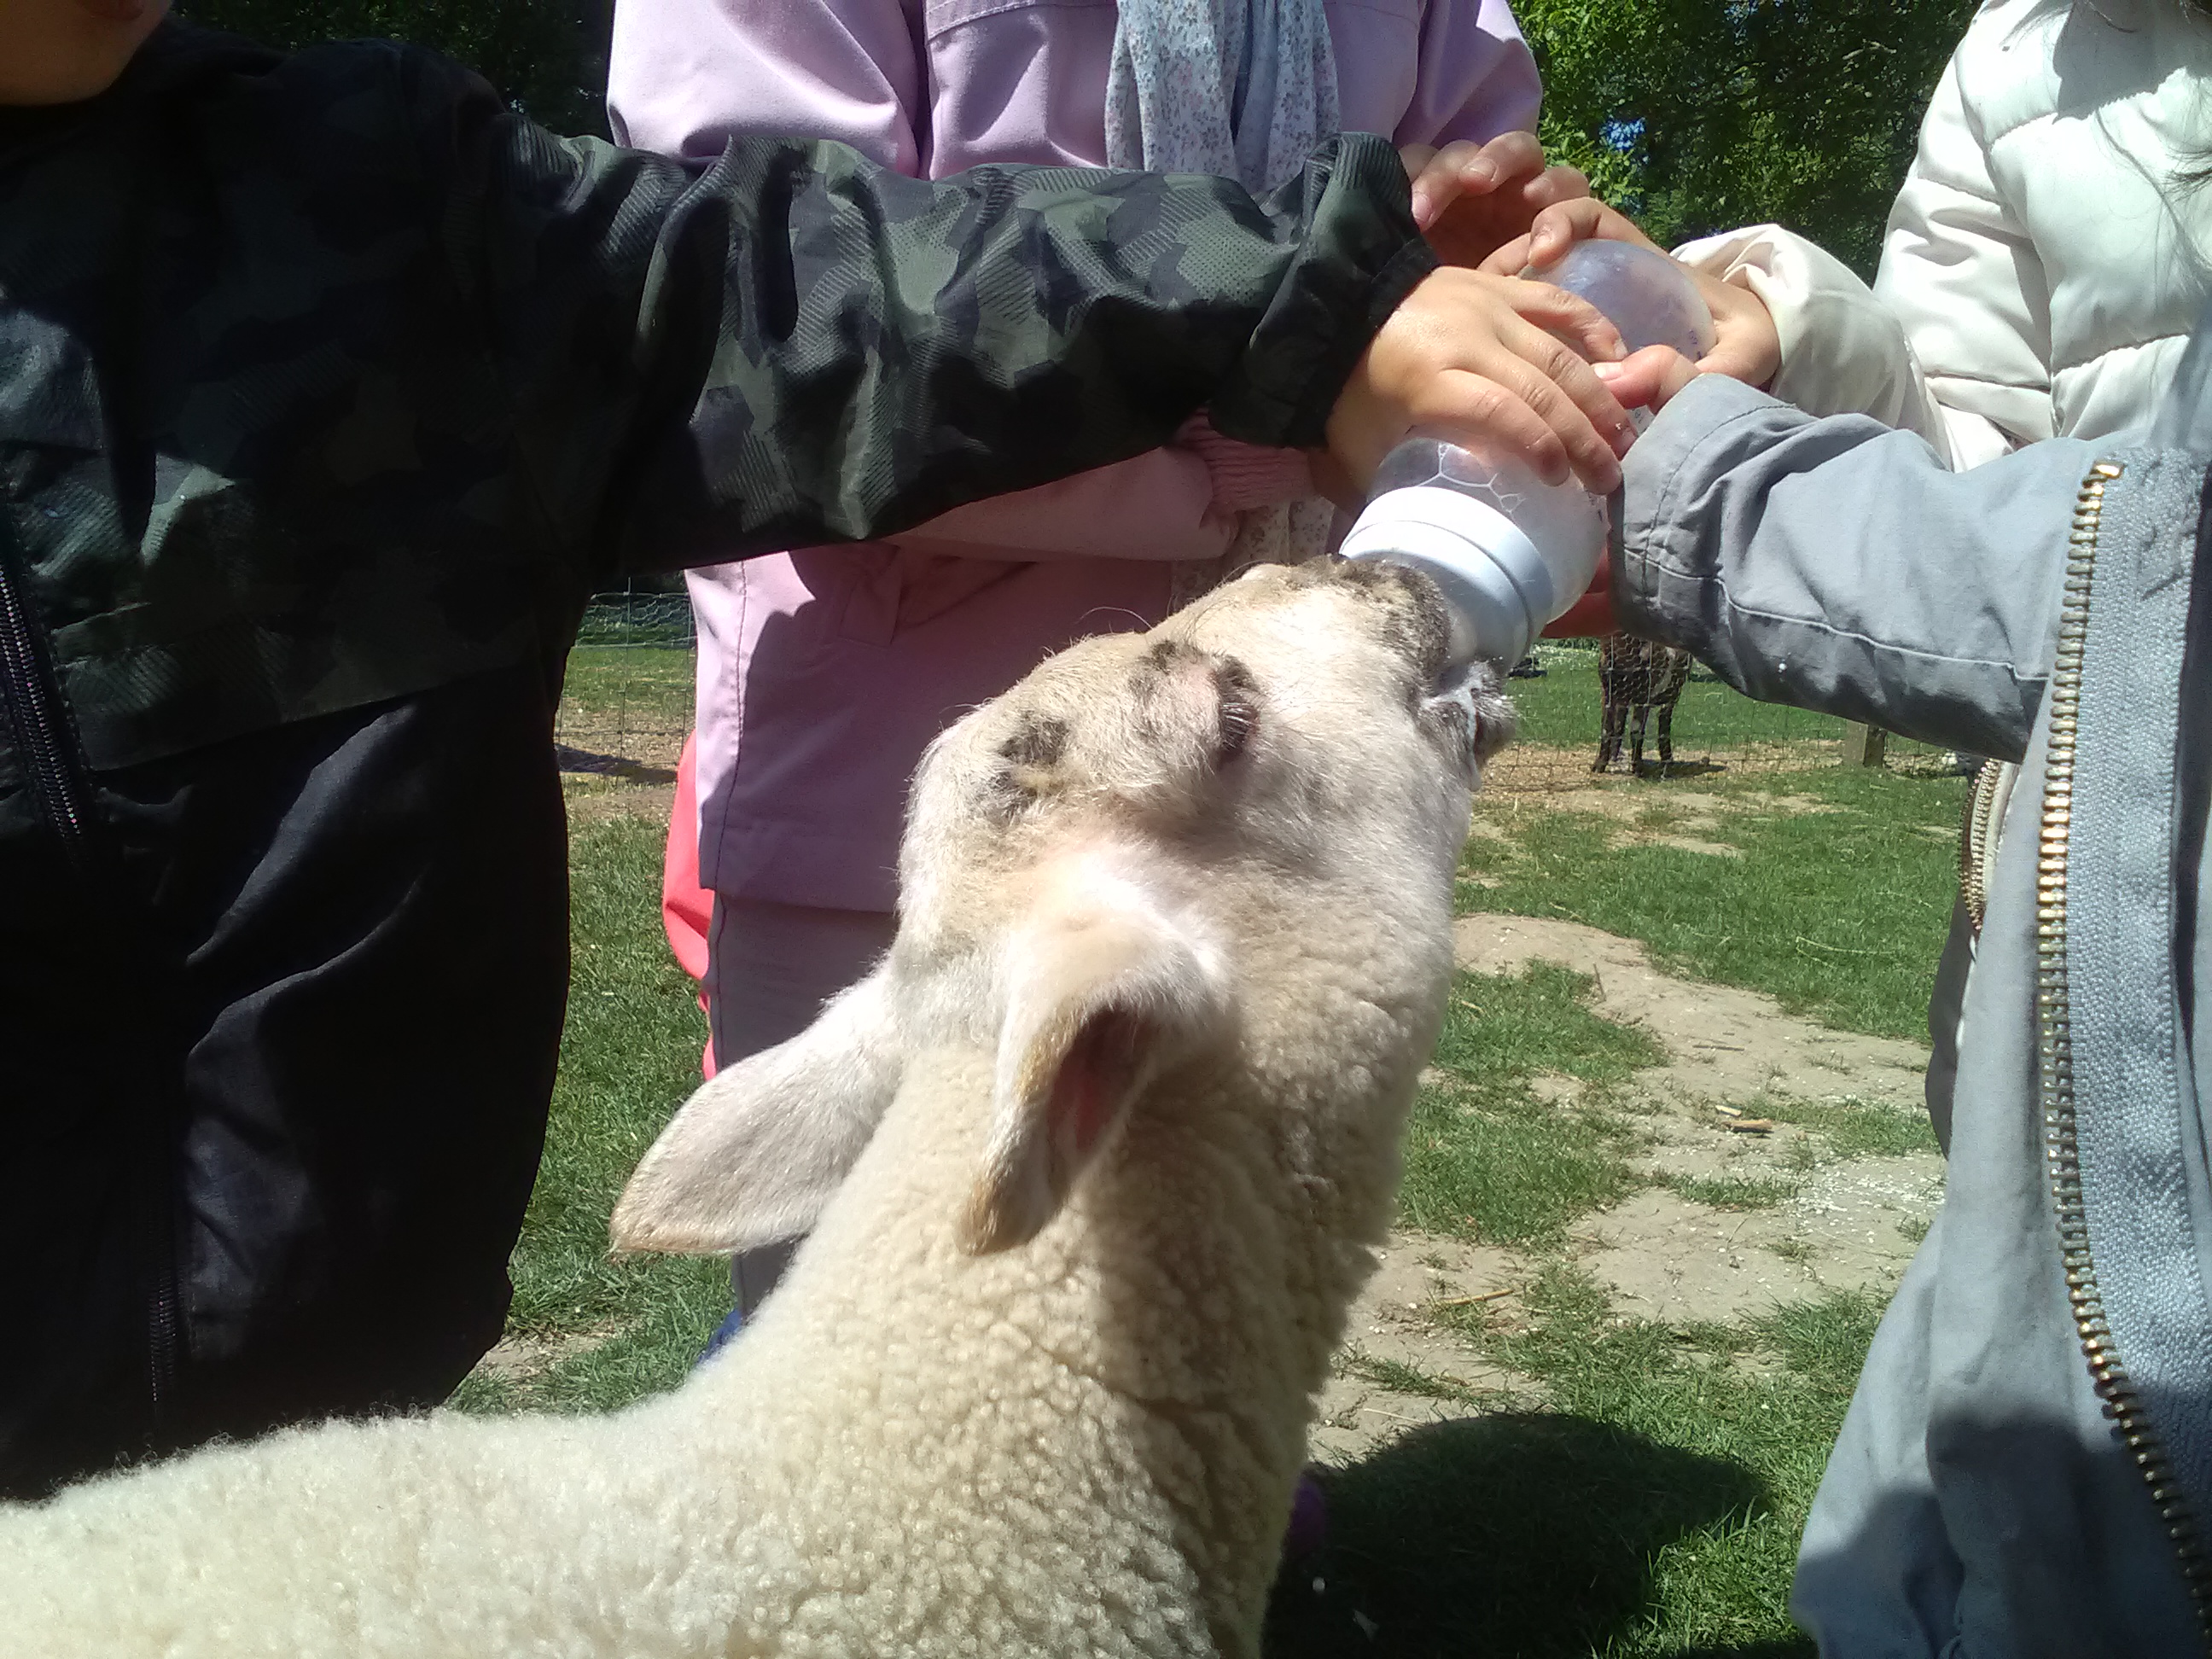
[2039,459,2212,1644]
[1960,758,2015,937]
[0,524,89,868]
[0,523,179,1415]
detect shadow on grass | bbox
[1590,758,1730,783]
[1264,1412,1805,1659]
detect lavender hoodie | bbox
[610,0,1540,911]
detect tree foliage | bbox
[1519,0,1982,274]
[176,1,614,137]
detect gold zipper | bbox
[2037,459,2212,1643]
[1960,759,2013,937]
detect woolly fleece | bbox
[0,561,1511,1657]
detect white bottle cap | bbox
[1338,486,1554,667]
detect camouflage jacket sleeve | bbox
[399,51,1435,572]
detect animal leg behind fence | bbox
[1596,697,1627,773]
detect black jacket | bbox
[0,25,1429,1492]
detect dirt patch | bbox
[1311,915,1941,1462]
[1526,1074,1584,1107]
[1450,913,1939,1325]
[564,779,678,830]
[1470,775,1840,859]
[1479,742,1847,795]
[1573,1160,1938,1324]
[1310,1235,1540,1465]
[472,1327,625,1387]
[1453,915,1926,1109]
[1620,833,1742,858]
[553,719,687,774]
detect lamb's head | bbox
[612,559,1512,1260]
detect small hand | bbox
[1481,199,1783,391]
[1592,344,1703,414]
[1400,131,1591,271]
[1530,345,1698,641]
[1535,345,1708,640]
[1316,266,1636,505]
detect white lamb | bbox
[0,557,1511,1659]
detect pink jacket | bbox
[609,0,1540,911]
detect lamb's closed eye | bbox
[1213,657,1260,764]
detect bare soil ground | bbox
[1313,915,1938,1466]
[1479,742,1846,795]
[562,777,678,829]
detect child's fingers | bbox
[1522,162,1591,213]
[1516,199,1611,271]
[1325,267,1633,496]
[1407,138,1500,229]
[1417,328,1627,494]
[1407,133,1547,230]
[1403,143,1463,229]
[1507,317,1639,459]
[1466,131,1545,187]
[1688,280,1783,389]
[1593,346,1701,411]
[1484,327,1633,489]
[1503,198,1665,275]
[1477,230,1539,277]
[1497,279,1627,364]
[1414,370,1581,488]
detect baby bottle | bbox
[1338,240,1716,672]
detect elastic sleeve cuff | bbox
[1176,414,1317,510]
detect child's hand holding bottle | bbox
[1482,196,1783,393]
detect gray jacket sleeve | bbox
[1614,375,2100,762]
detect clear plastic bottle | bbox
[1340,240,1715,672]
[1540,239,1717,365]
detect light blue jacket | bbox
[1618,367,2212,1656]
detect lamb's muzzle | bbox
[3,557,1516,1659]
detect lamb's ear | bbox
[959,872,1228,1255]
[611,968,904,1254]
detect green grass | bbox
[1399,963,1664,1248]
[1760,1097,1939,1162]
[450,816,729,1413]
[554,643,693,776]
[1461,765,1965,1041]
[1269,1266,1877,1657]
[1505,651,1842,754]
[557,643,694,723]
[1277,793,1925,1654]
[1345,1354,1506,1406]
[1660,1174,1799,1211]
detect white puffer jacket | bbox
[1679,0,2212,465]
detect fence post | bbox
[1842,722,1887,768]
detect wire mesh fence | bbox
[551,590,1961,795]
[1479,639,1957,795]
[555,585,695,781]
